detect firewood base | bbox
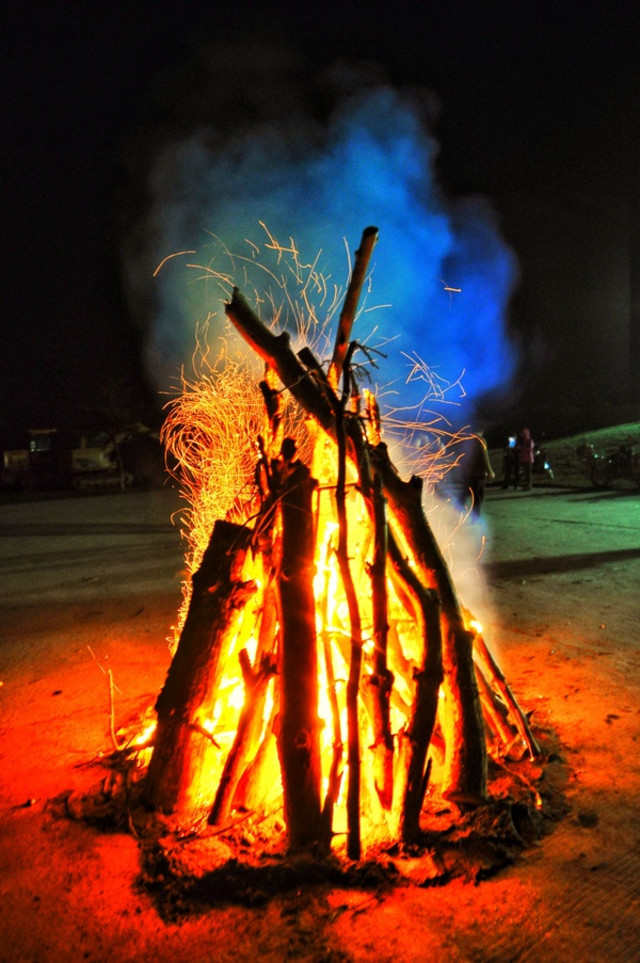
[54,726,569,921]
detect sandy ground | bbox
[1,482,639,962]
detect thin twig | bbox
[108,669,123,753]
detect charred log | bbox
[273,456,324,851]
[364,474,394,813]
[387,535,443,841]
[333,383,364,861]
[143,520,256,832]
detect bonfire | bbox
[138,227,540,862]
[66,229,553,907]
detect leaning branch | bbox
[329,226,379,384]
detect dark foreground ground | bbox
[0,452,639,961]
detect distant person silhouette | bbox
[501,434,518,490]
[517,428,535,491]
[458,430,495,517]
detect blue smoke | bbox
[140,82,518,422]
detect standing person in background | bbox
[517,428,535,491]
[501,433,519,489]
[458,430,495,517]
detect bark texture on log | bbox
[365,474,394,812]
[274,458,324,851]
[144,520,256,831]
[387,537,443,841]
[226,288,335,435]
[329,226,378,384]
[334,397,365,861]
[368,445,488,804]
[441,626,488,804]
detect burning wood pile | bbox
[139,227,541,866]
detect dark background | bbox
[3,0,638,447]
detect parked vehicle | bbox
[1,424,164,492]
[576,442,640,489]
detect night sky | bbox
[3,1,638,447]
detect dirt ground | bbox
[1,474,639,962]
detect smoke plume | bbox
[121,45,519,424]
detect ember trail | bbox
[140,228,540,862]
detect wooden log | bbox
[473,630,541,757]
[209,648,276,825]
[226,288,335,435]
[441,625,487,805]
[475,662,518,751]
[230,577,279,804]
[233,702,280,813]
[368,445,458,612]
[316,533,344,848]
[334,395,364,861]
[143,520,256,831]
[274,457,324,851]
[365,473,394,811]
[329,226,379,385]
[387,534,443,841]
[368,444,488,804]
